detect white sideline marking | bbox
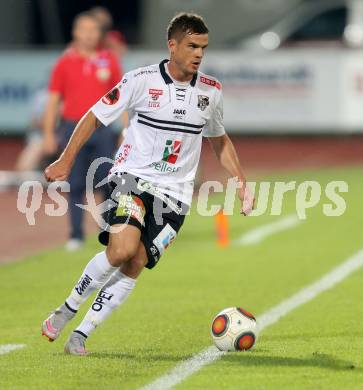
[0,344,26,355]
[139,249,363,390]
[235,214,301,246]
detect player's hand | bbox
[43,135,58,156]
[238,184,255,216]
[44,159,70,182]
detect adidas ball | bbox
[211,307,257,351]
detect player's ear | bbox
[168,39,177,55]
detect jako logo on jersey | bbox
[162,140,181,164]
[197,95,209,111]
[173,109,186,115]
[200,76,221,90]
[149,88,163,101]
[102,88,120,105]
[75,274,92,295]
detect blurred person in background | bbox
[15,88,48,172]
[90,6,129,146]
[43,11,123,251]
[90,6,128,59]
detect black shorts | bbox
[98,173,188,269]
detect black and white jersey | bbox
[91,59,225,205]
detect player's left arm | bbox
[208,134,255,216]
[204,86,254,215]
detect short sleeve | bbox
[202,90,226,137]
[91,72,135,127]
[48,58,65,96]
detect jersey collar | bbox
[159,59,198,87]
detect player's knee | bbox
[106,244,138,266]
[122,255,148,278]
[130,255,148,270]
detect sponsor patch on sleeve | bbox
[200,76,221,90]
[102,88,120,105]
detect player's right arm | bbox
[45,71,136,182]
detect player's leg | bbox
[41,224,140,342]
[64,195,187,355]
[64,242,148,355]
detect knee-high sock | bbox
[75,270,136,337]
[65,251,118,312]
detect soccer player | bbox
[41,12,255,355]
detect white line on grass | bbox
[235,214,301,246]
[0,344,26,355]
[139,249,363,390]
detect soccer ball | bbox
[211,307,257,351]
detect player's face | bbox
[73,17,102,51]
[170,33,209,75]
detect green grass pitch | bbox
[1,166,363,389]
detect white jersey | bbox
[91,59,225,205]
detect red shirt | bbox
[49,47,122,121]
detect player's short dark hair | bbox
[167,12,209,41]
[72,11,101,31]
